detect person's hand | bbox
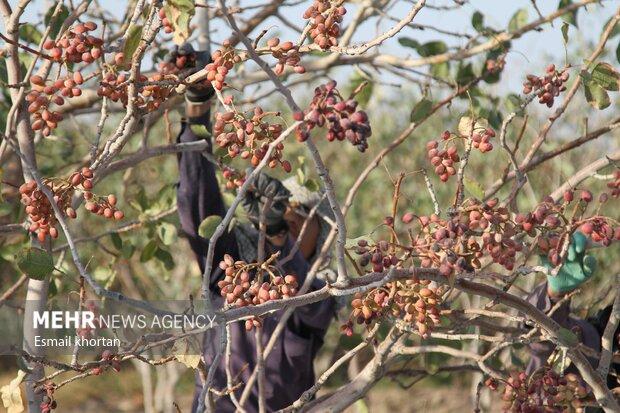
[542,231,597,295]
[241,172,291,237]
[165,43,213,103]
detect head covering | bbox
[233,177,336,281]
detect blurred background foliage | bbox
[1,1,620,411]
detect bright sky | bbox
[3,0,616,94]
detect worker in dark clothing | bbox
[172,44,336,412]
[526,232,619,391]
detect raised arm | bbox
[175,46,238,287]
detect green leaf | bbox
[169,0,195,12]
[561,22,569,45]
[129,187,150,212]
[0,241,27,262]
[617,41,620,65]
[48,278,58,298]
[347,72,373,107]
[557,327,579,347]
[122,25,143,66]
[198,215,222,239]
[584,80,611,110]
[157,222,177,246]
[472,11,484,32]
[189,124,211,138]
[463,176,485,200]
[0,59,7,84]
[16,248,54,280]
[93,266,115,284]
[398,37,420,50]
[121,243,135,259]
[488,110,503,130]
[509,349,526,369]
[44,5,69,38]
[456,62,475,86]
[482,61,501,84]
[140,240,158,262]
[164,0,196,45]
[304,178,320,192]
[409,98,433,123]
[353,399,370,413]
[508,8,528,32]
[222,192,236,209]
[110,233,123,250]
[591,62,619,91]
[505,94,522,114]
[155,247,174,270]
[430,62,449,79]
[558,0,577,27]
[417,41,447,57]
[19,24,42,44]
[296,167,306,185]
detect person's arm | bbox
[278,235,335,336]
[525,281,568,374]
[177,100,238,288]
[525,231,598,373]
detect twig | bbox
[422,169,440,216]
[326,0,426,55]
[0,274,28,307]
[598,273,620,377]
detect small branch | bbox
[0,274,28,307]
[597,273,620,377]
[422,169,440,216]
[0,31,52,60]
[326,0,426,56]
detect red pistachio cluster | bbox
[515,192,619,264]
[303,0,346,49]
[19,167,123,242]
[427,127,495,182]
[43,21,103,64]
[97,71,175,112]
[222,166,247,190]
[343,275,443,338]
[205,41,241,91]
[266,38,305,75]
[37,382,58,413]
[217,254,299,330]
[426,138,459,183]
[158,8,174,34]
[294,81,371,152]
[608,170,620,198]
[486,368,591,412]
[214,107,291,172]
[523,64,569,107]
[27,74,75,136]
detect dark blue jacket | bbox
[176,118,335,412]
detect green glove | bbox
[542,232,597,294]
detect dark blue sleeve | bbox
[278,236,335,337]
[176,118,239,289]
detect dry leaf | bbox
[1,370,26,413]
[457,116,488,138]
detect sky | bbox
[2,0,617,95]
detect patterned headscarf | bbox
[233,177,336,282]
